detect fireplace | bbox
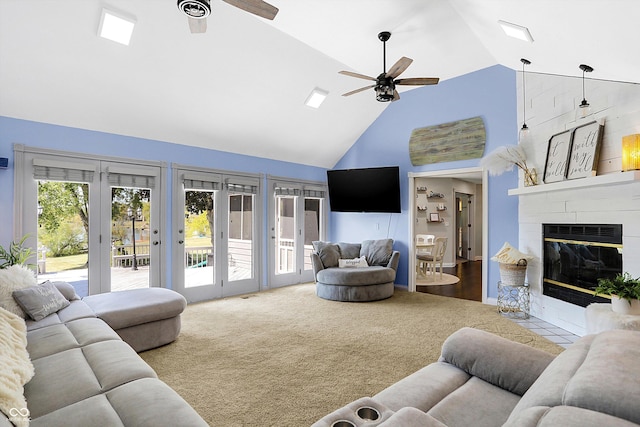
[543,224,622,307]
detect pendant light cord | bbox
[520,58,531,130]
[522,61,527,126]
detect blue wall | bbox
[329,65,520,298]
[0,117,327,288]
[1,64,520,298]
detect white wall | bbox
[514,72,640,335]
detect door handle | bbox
[153,241,159,245]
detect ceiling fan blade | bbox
[338,70,376,81]
[392,89,400,101]
[221,0,278,20]
[342,85,376,97]
[386,57,413,79]
[395,77,440,86]
[188,17,207,33]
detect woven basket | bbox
[499,259,528,286]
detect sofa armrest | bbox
[386,251,400,271]
[439,327,556,396]
[310,252,325,282]
[379,407,447,427]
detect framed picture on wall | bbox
[566,121,604,180]
[429,212,440,222]
[543,129,573,183]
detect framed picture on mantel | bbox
[543,129,573,183]
[566,121,604,180]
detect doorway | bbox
[267,177,327,288]
[408,167,488,303]
[171,166,262,303]
[16,147,164,297]
[455,192,472,261]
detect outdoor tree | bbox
[184,191,215,248]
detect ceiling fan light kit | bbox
[177,0,278,34]
[339,31,439,102]
[177,0,211,18]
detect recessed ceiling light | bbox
[98,8,136,46]
[498,20,534,43]
[305,88,329,109]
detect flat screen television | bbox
[327,166,401,213]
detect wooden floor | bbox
[416,259,482,302]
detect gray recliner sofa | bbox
[311,239,400,302]
[313,327,640,427]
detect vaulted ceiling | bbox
[1,1,637,168]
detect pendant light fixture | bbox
[519,58,531,142]
[578,64,593,119]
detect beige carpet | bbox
[416,272,460,286]
[140,284,563,427]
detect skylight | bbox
[304,88,329,109]
[98,8,136,46]
[498,20,534,43]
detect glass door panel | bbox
[109,186,151,291]
[227,193,253,282]
[275,195,296,275]
[303,197,321,275]
[184,190,215,289]
[37,181,90,297]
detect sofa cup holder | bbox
[331,421,356,427]
[357,406,380,421]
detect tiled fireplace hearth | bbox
[511,172,640,335]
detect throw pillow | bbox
[0,306,34,427]
[312,241,340,268]
[0,265,37,318]
[360,239,393,266]
[49,280,80,301]
[337,242,361,260]
[12,281,70,322]
[338,256,369,268]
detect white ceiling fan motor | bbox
[177,0,211,19]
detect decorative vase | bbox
[611,297,640,315]
[523,168,538,186]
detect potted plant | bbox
[0,234,35,269]
[594,272,640,315]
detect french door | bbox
[172,166,261,302]
[268,177,327,288]
[14,146,164,296]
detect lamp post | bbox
[127,206,143,271]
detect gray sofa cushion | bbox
[337,242,361,259]
[316,266,396,286]
[508,330,640,425]
[360,239,393,266]
[505,406,640,427]
[83,288,186,330]
[440,327,556,396]
[312,241,341,268]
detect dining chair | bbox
[415,234,435,276]
[417,237,447,280]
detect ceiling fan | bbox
[339,31,439,102]
[177,0,278,34]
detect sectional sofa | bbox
[0,272,207,427]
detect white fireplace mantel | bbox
[508,171,640,196]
